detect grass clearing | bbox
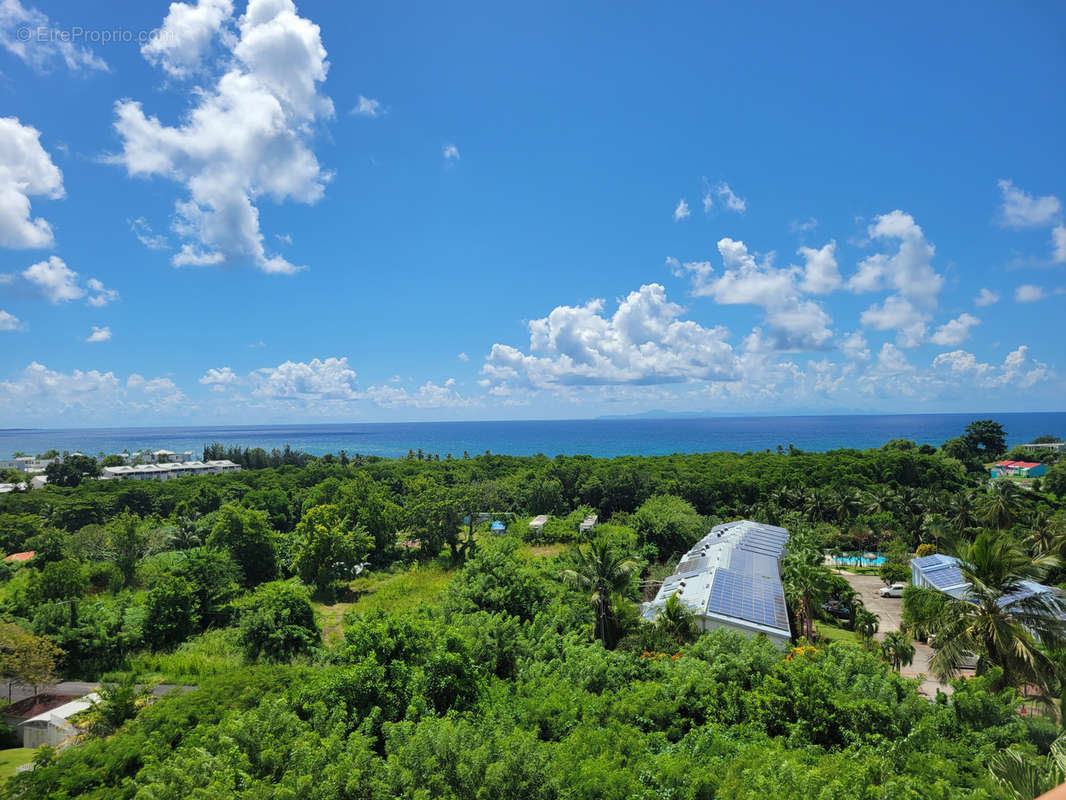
[524,543,567,559]
[0,748,36,778]
[815,621,864,647]
[117,628,243,684]
[341,561,456,618]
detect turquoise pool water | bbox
[833,555,887,567]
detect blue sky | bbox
[0,0,1064,426]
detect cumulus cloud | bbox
[443,144,460,161]
[974,288,999,307]
[86,278,119,307]
[113,0,334,275]
[482,283,740,388]
[930,312,979,346]
[0,0,108,72]
[797,241,840,294]
[676,238,833,351]
[251,356,359,400]
[85,325,111,343]
[200,366,239,388]
[933,345,1048,389]
[1015,284,1045,303]
[141,0,234,78]
[839,330,869,360]
[0,362,186,422]
[0,309,22,331]
[673,198,690,221]
[457,352,469,362]
[351,95,384,117]
[0,117,64,249]
[22,256,82,302]
[997,179,1062,229]
[860,295,927,348]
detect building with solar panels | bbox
[912,553,1066,612]
[642,520,792,648]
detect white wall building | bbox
[18,693,99,748]
[101,460,241,481]
[643,520,792,649]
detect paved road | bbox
[837,570,963,697]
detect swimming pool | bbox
[832,554,886,567]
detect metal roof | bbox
[644,520,791,639]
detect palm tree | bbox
[853,607,879,647]
[1026,511,1064,557]
[946,490,979,535]
[977,480,1024,532]
[907,532,1066,694]
[654,591,698,643]
[988,734,1066,800]
[562,539,639,649]
[879,630,915,671]
[863,486,898,517]
[782,555,830,642]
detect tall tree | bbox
[207,505,278,587]
[561,539,639,649]
[965,420,1008,461]
[879,630,915,671]
[291,504,371,598]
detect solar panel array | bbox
[706,566,789,630]
[923,564,966,590]
[646,520,791,637]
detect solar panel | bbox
[924,565,965,589]
[706,567,789,631]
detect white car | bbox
[878,582,906,598]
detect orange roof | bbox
[994,461,1042,469]
[4,551,35,562]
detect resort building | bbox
[100,460,241,481]
[1020,441,1066,453]
[912,554,1066,621]
[989,460,1048,478]
[642,520,792,648]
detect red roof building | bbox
[3,551,35,563]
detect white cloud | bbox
[252,356,359,400]
[0,0,108,73]
[482,283,740,388]
[673,198,690,221]
[351,95,384,117]
[932,345,1048,389]
[860,295,927,348]
[701,189,712,214]
[85,325,111,343]
[443,144,460,161]
[675,238,833,351]
[797,240,840,294]
[141,0,234,78]
[128,217,169,250]
[86,278,119,307]
[113,0,333,275]
[457,352,469,362]
[0,116,64,249]
[930,312,979,346]
[0,309,22,331]
[364,378,470,409]
[22,256,82,302]
[1015,284,1046,303]
[997,179,1062,229]
[875,343,912,375]
[199,366,239,391]
[0,362,186,420]
[862,210,942,307]
[715,182,746,213]
[974,288,999,307]
[1053,225,1066,263]
[840,330,869,360]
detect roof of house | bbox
[4,551,35,562]
[3,693,78,720]
[529,514,549,526]
[994,460,1043,469]
[914,553,1065,610]
[644,520,791,639]
[20,693,99,727]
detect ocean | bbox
[1,412,1064,460]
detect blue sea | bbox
[1,412,1064,460]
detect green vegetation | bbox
[0,750,34,780]
[0,420,1063,797]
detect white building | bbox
[18,693,99,748]
[643,520,792,649]
[101,460,241,482]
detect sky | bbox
[0,0,1064,427]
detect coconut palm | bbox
[654,591,698,643]
[977,480,1024,531]
[1026,511,1065,557]
[988,734,1066,800]
[907,531,1066,694]
[783,555,830,642]
[561,539,640,649]
[879,630,915,671]
[863,486,899,517]
[946,490,979,535]
[853,607,880,647]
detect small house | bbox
[579,514,598,534]
[4,551,35,563]
[490,520,507,534]
[3,694,77,746]
[529,515,548,535]
[18,693,99,748]
[989,460,1048,478]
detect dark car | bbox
[821,600,852,620]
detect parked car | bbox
[878,582,906,598]
[821,600,852,620]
